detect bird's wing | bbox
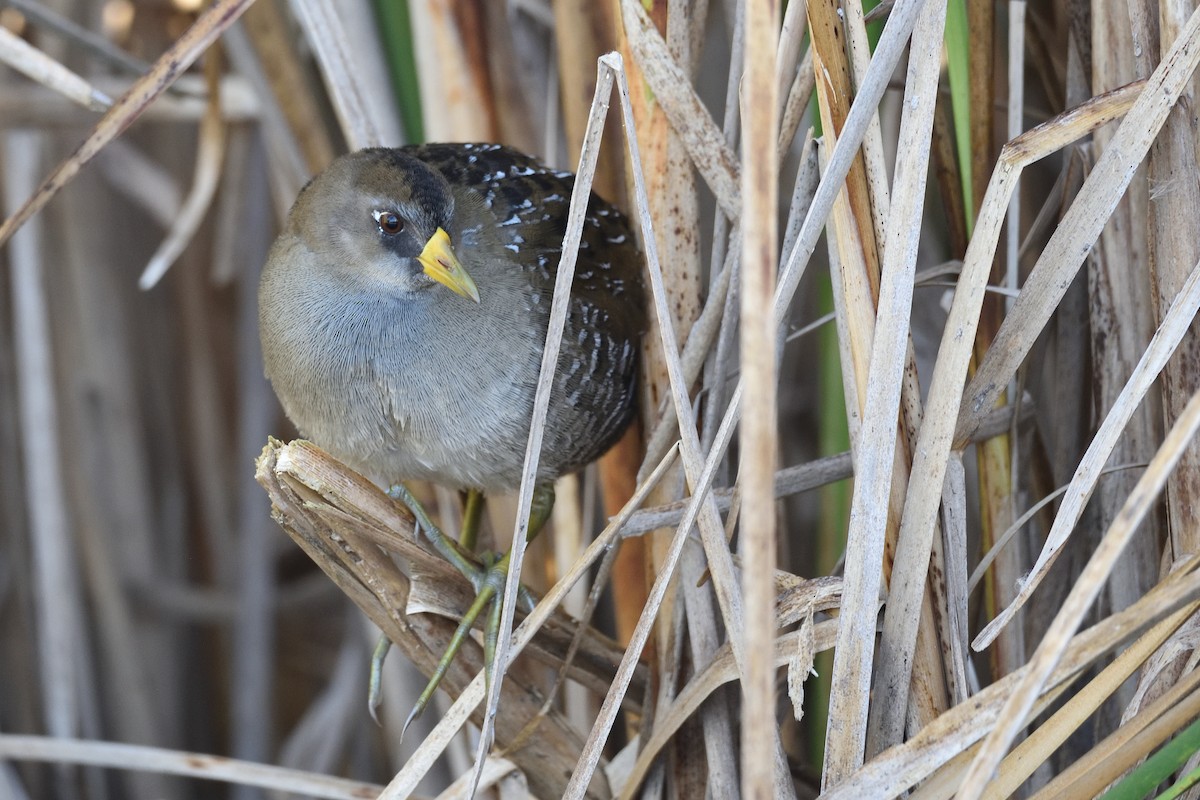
[405,143,645,330]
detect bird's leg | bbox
[527,482,555,546]
[387,483,483,584]
[459,488,484,551]
[370,483,487,722]
[403,559,502,736]
[402,483,556,729]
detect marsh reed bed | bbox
[2,0,1200,797]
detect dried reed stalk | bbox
[256,439,640,799]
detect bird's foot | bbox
[378,485,536,734]
[401,550,538,736]
[387,483,482,583]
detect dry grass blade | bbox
[0,0,255,250]
[432,757,525,800]
[974,256,1200,652]
[980,602,1200,800]
[809,0,882,321]
[236,0,335,175]
[138,62,226,289]
[0,27,111,111]
[0,734,382,800]
[1007,79,1144,167]
[5,0,152,77]
[823,559,1200,799]
[619,621,842,800]
[1006,2,1026,300]
[620,0,740,218]
[777,49,815,158]
[958,5,1200,441]
[1147,0,1200,569]
[771,0,928,319]
[407,0,492,141]
[1026,629,1200,798]
[615,47,756,707]
[94,140,182,226]
[639,230,739,473]
[939,456,971,707]
[568,49,799,796]
[624,400,1025,540]
[4,131,80,740]
[872,79,1155,717]
[854,0,945,762]
[967,462,1148,593]
[957,385,1200,796]
[615,13,706,772]
[468,40,623,795]
[289,0,403,148]
[841,0,892,237]
[740,0,779,797]
[0,73,261,128]
[818,137,865,451]
[775,0,807,107]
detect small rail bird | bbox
[258,143,645,719]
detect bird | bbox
[257,142,645,719]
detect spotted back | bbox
[403,142,647,474]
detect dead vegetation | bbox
[2,1,1200,798]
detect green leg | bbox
[403,573,498,737]
[528,483,555,540]
[385,483,556,728]
[387,483,487,590]
[460,488,484,551]
[371,484,489,720]
[481,583,503,706]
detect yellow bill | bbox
[417,227,480,303]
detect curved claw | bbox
[368,634,391,726]
[401,703,422,743]
[516,584,538,615]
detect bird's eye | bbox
[375,210,404,235]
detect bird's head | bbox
[290,149,481,303]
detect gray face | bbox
[289,149,458,295]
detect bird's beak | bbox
[417,228,480,303]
